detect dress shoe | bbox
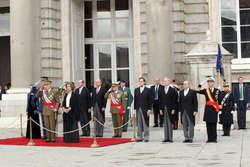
[122,130,127,132]
[45,140,51,142]
[136,139,143,142]
[160,124,163,127]
[117,136,122,138]
[162,140,168,143]
[153,125,158,127]
[222,134,226,136]
[183,140,189,143]
[144,140,149,142]
[112,135,118,138]
[189,139,193,143]
[51,140,56,143]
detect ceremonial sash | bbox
[205,88,219,112]
[110,93,124,123]
[43,90,57,112]
[221,92,231,107]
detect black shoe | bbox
[96,135,103,137]
[160,124,163,127]
[222,134,226,136]
[136,139,143,142]
[153,125,158,127]
[144,140,149,142]
[45,140,51,142]
[51,140,56,143]
[189,139,193,143]
[162,140,168,143]
[183,140,189,143]
[112,135,118,138]
[122,130,127,132]
[117,136,122,138]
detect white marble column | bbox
[10,0,34,88]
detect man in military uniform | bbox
[197,77,220,143]
[37,80,60,142]
[105,83,126,138]
[219,81,234,136]
[119,79,133,132]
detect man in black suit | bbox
[75,80,92,136]
[151,78,164,127]
[91,79,107,137]
[134,77,152,142]
[234,76,249,129]
[179,80,198,143]
[197,77,220,143]
[159,77,177,143]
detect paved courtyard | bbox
[0,117,250,167]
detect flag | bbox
[216,44,224,77]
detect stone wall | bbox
[40,0,62,86]
[172,0,209,84]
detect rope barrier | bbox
[30,118,92,135]
[95,117,133,130]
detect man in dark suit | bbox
[197,77,220,143]
[75,80,92,136]
[91,79,107,137]
[179,80,198,143]
[159,77,177,143]
[234,76,249,129]
[134,77,152,142]
[151,78,164,127]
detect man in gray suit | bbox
[179,81,198,143]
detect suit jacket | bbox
[119,87,134,110]
[91,86,107,109]
[134,86,152,126]
[233,84,249,105]
[179,89,198,125]
[158,86,177,123]
[196,88,220,123]
[150,84,164,102]
[75,87,91,111]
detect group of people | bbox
[25,75,249,144]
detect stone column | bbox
[10,0,34,88]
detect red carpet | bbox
[0,137,133,148]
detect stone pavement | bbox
[0,118,250,167]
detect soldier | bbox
[105,83,126,138]
[197,77,220,143]
[37,80,60,142]
[219,81,234,136]
[119,79,133,132]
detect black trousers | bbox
[223,124,231,136]
[206,123,217,141]
[153,100,163,125]
[237,101,247,129]
[79,111,90,136]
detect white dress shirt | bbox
[184,88,189,96]
[164,86,169,94]
[140,86,145,93]
[66,93,72,108]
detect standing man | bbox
[119,79,133,132]
[179,81,198,143]
[134,77,152,142]
[219,82,234,136]
[75,80,92,136]
[151,78,164,127]
[105,83,126,138]
[91,79,107,137]
[159,77,177,143]
[234,76,249,129]
[36,76,48,139]
[37,80,60,142]
[172,84,180,130]
[197,77,220,143]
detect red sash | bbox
[111,103,124,123]
[205,88,219,113]
[44,102,57,112]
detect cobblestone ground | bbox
[0,119,250,167]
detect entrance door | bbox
[83,0,133,89]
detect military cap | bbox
[207,77,215,82]
[40,76,48,81]
[223,81,229,87]
[44,80,52,85]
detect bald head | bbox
[163,77,170,86]
[96,79,102,87]
[183,80,189,90]
[154,78,160,85]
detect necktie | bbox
[96,87,99,94]
[240,85,243,99]
[155,85,158,100]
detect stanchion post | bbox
[91,117,99,148]
[20,113,24,137]
[27,117,35,146]
[131,113,136,142]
